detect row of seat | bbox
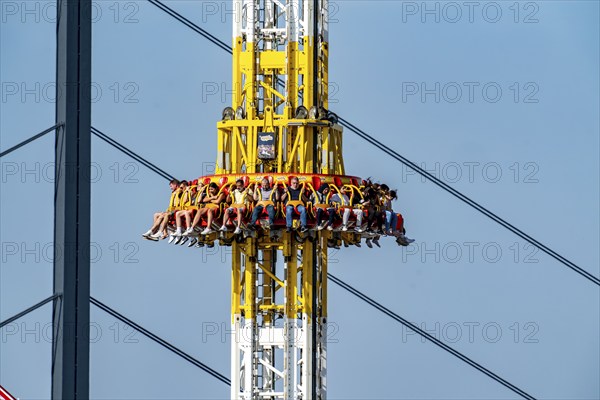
[167,177,402,231]
[143,174,414,247]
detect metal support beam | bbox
[52,0,92,398]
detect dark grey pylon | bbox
[52,0,92,398]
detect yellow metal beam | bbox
[320,233,328,317]
[231,241,241,321]
[302,240,314,320]
[257,260,285,289]
[243,238,257,319]
[286,243,298,318]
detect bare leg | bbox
[158,213,171,235]
[222,209,231,226]
[206,209,215,228]
[191,208,207,229]
[175,211,185,230]
[149,212,166,232]
[184,210,193,228]
[236,208,243,228]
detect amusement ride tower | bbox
[200,1,363,398]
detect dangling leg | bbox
[202,209,216,234]
[342,208,351,231]
[354,209,364,232]
[234,208,244,234]
[221,208,232,231]
[298,205,308,232]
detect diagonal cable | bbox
[91,126,175,181]
[327,272,536,400]
[337,116,599,286]
[90,296,230,386]
[0,124,62,158]
[146,0,232,54]
[144,0,597,287]
[0,294,61,328]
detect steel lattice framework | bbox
[218,1,336,398]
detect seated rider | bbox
[187,182,226,235]
[248,178,279,230]
[200,182,226,235]
[387,189,415,246]
[167,180,195,244]
[381,185,397,234]
[362,185,382,233]
[220,179,252,234]
[330,186,364,232]
[312,183,335,231]
[171,180,194,238]
[175,181,205,236]
[281,177,309,233]
[142,178,181,240]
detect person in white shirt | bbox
[248,178,279,229]
[220,179,252,234]
[330,187,364,232]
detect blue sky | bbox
[1,1,599,399]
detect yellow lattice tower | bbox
[199,1,362,398]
